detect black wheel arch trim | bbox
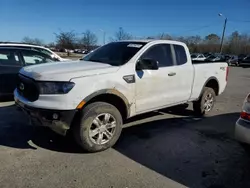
[198,76,220,98]
[82,89,131,118]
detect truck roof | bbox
[0,42,46,48]
[118,39,186,46]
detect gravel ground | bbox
[0,66,250,188]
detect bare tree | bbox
[54,30,77,50]
[205,34,220,44]
[47,42,56,48]
[111,27,133,41]
[22,37,44,46]
[156,33,172,40]
[80,30,98,50]
[144,31,250,54]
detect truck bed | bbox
[189,61,228,101]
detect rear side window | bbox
[21,50,54,66]
[174,45,187,65]
[140,44,173,67]
[0,50,21,66]
[34,47,53,56]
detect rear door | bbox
[170,44,194,103]
[0,49,23,95]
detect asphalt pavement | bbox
[1,66,250,188]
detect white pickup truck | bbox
[14,40,228,152]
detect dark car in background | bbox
[203,52,213,58]
[205,54,226,62]
[238,54,247,63]
[239,56,250,67]
[227,55,239,66]
[223,54,231,61]
[0,47,58,97]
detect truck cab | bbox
[14,40,228,152]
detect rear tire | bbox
[73,102,123,152]
[193,87,216,116]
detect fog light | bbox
[53,113,59,120]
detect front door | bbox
[135,43,177,113]
[0,49,23,95]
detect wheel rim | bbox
[204,93,214,112]
[89,113,116,145]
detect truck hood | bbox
[19,60,120,81]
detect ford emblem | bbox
[19,83,25,91]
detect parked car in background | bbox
[191,53,206,61]
[235,93,250,148]
[0,42,69,61]
[74,49,88,54]
[204,52,212,58]
[224,54,232,61]
[14,39,228,152]
[206,54,225,62]
[239,56,250,67]
[0,47,58,97]
[227,55,239,66]
[238,54,247,63]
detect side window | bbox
[34,47,53,56]
[140,44,173,67]
[174,45,187,65]
[21,50,54,66]
[0,50,21,66]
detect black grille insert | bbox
[17,74,39,102]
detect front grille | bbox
[17,74,39,102]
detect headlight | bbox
[38,82,75,94]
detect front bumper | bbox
[235,118,250,144]
[15,97,76,136]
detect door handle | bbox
[168,72,176,76]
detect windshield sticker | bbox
[127,44,143,48]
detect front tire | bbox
[73,102,123,152]
[193,87,216,116]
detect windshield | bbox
[191,54,197,58]
[82,41,147,66]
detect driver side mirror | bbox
[136,58,159,70]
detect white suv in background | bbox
[191,53,206,61]
[0,42,69,61]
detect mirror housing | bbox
[136,58,159,70]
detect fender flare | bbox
[82,88,131,117]
[198,76,220,98]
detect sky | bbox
[1,0,250,45]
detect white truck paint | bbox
[14,40,228,152]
